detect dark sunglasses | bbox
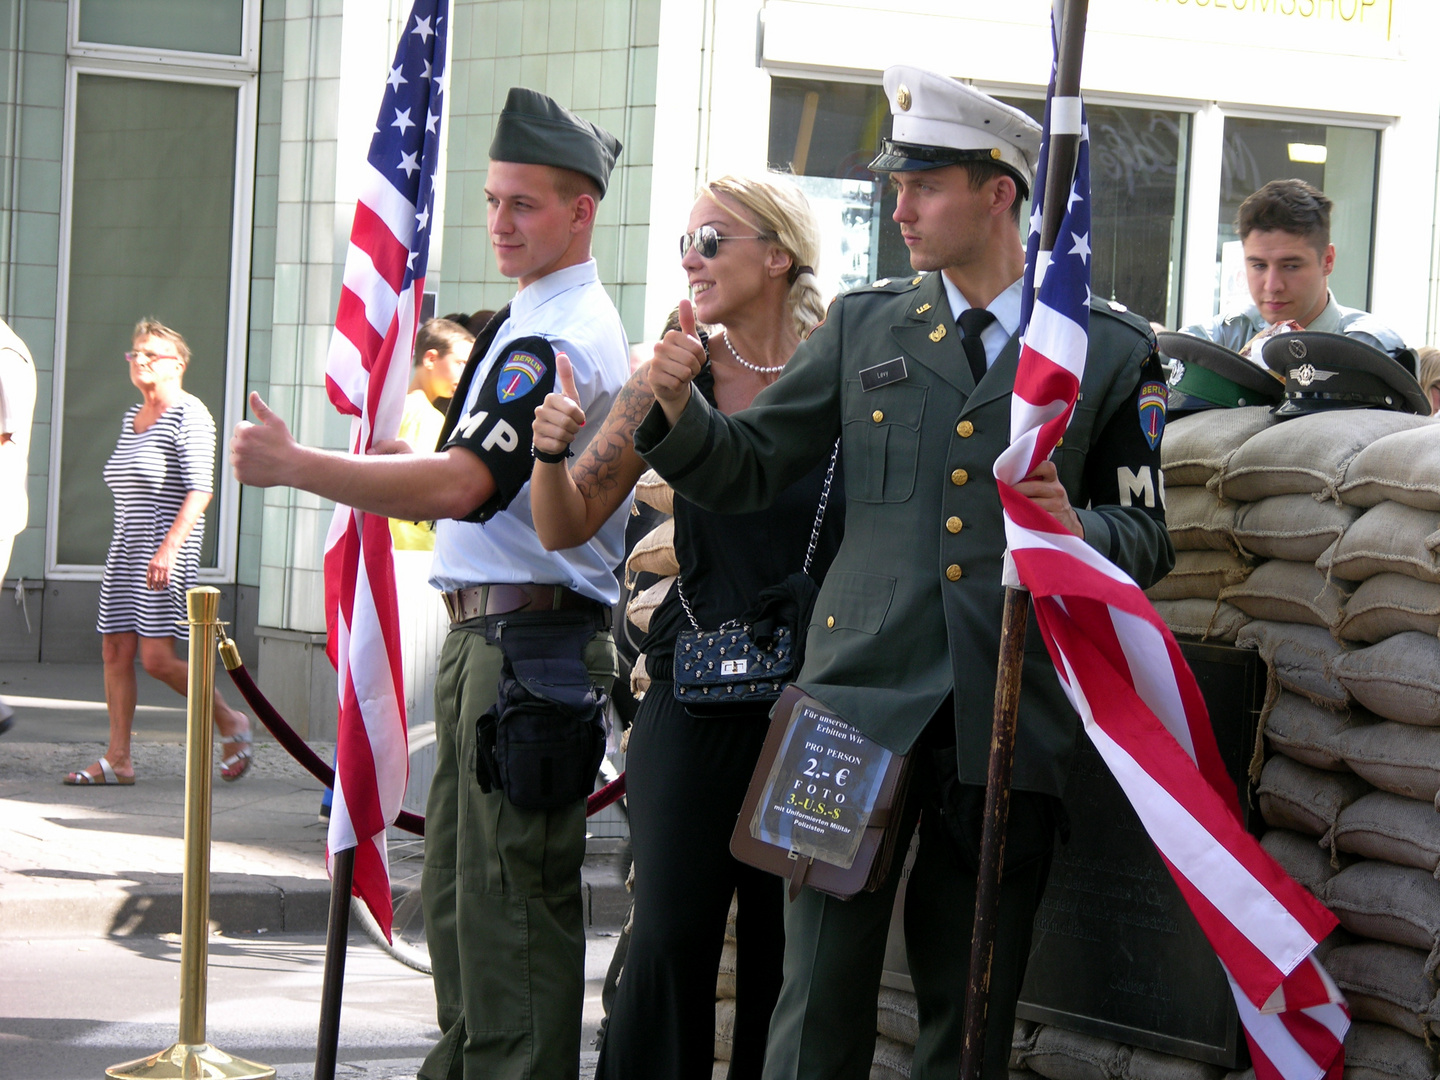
[678,224,767,260]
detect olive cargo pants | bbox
[419,618,615,1080]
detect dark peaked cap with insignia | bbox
[1158,332,1283,415]
[869,65,1041,194]
[1261,331,1430,419]
[489,87,622,197]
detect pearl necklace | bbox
[722,331,787,374]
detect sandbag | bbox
[635,469,675,515]
[1324,942,1437,1039]
[1323,862,1440,971]
[1014,1025,1131,1080]
[1236,620,1351,709]
[1145,550,1254,602]
[1219,560,1348,629]
[876,986,919,1047]
[1333,721,1440,802]
[1332,634,1440,727]
[1333,791,1440,876]
[1231,494,1359,562]
[1336,574,1440,644]
[1337,426,1440,511]
[1150,598,1249,643]
[714,996,735,1062]
[1165,486,1239,553]
[1216,411,1430,503]
[1161,407,1278,487]
[715,938,736,999]
[1122,1048,1226,1080]
[1343,1021,1440,1080]
[1260,827,1345,893]
[1263,692,1365,771]
[1320,502,1440,584]
[626,574,674,634]
[627,517,678,577]
[871,1035,914,1080]
[1256,755,1371,837]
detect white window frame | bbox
[47,56,257,582]
[68,0,260,72]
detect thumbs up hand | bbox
[231,391,298,487]
[532,351,587,460]
[649,299,705,423]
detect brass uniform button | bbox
[956,421,974,438]
[872,410,884,423]
[826,616,835,628]
[946,564,963,581]
[946,516,963,534]
[951,468,969,486]
[1056,437,1063,447]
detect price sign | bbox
[750,694,894,870]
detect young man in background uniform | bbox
[635,66,1174,1080]
[231,88,630,1080]
[1182,178,1410,367]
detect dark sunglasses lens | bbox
[695,226,719,258]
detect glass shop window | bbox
[767,76,1192,326]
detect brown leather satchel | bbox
[730,684,912,901]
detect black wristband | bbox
[532,445,574,464]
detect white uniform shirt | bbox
[430,259,632,604]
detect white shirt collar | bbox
[510,259,600,322]
[940,274,1025,369]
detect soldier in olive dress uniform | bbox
[635,67,1174,1080]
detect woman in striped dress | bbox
[65,319,253,785]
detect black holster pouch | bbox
[474,616,608,811]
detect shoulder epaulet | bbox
[1088,293,1153,339]
[860,274,924,294]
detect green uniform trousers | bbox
[419,618,615,1080]
[761,759,1053,1080]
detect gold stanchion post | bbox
[108,587,275,1080]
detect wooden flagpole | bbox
[958,3,1091,1079]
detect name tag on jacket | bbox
[859,356,908,392]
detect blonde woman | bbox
[530,175,842,1079]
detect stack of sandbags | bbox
[1223,418,1440,1068]
[1148,408,1276,640]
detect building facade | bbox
[4,0,1438,737]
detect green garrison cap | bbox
[1261,331,1431,419]
[1158,332,1284,415]
[489,87,622,197]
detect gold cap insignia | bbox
[990,147,1002,159]
[896,85,911,111]
[929,324,947,343]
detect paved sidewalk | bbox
[0,661,629,939]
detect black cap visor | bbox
[869,140,1029,195]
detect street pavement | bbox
[0,660,626,1079]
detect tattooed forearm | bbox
[571,368,655,500]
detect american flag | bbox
[321,0,448,938]
[995,19,1349,1080]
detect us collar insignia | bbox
[497,351,548,402]
[915,303,932,315]
[929,324,947,343]
[1138,381,1168,450]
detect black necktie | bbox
[958,307,995,385]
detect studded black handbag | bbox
[672,442,838,718]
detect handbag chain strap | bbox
[676,439,841,632]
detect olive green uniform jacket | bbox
[635,271,1174,797]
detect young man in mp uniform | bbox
[231,88,630,1080]
[635,67,1174,1080]
[1182,178,1411,367]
